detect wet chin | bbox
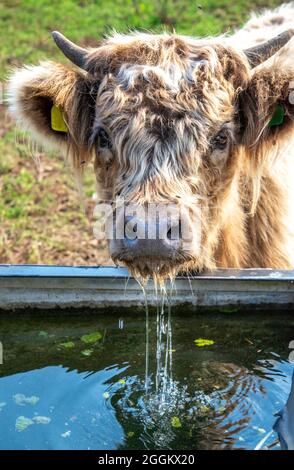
[116,258,201,281]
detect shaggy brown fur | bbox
[7,5,294,278]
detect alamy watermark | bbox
[93,198,201,251]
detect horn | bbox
[51,31,88,69]
[244,29,294,68]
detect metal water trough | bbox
[0,265,293,312]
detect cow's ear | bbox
[239,55,294,148]
[7,61,95,167]
[239,69,294,147]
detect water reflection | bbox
[0,365,127,449]
[0,312,293,450]
[274,370,294,450]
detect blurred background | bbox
[0,0,284,265]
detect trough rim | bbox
[0,264,294,281]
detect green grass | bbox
[0,0,285,264]
[0,0,284,79]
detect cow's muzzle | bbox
[108,204,197,277]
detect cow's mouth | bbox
[112,254,195,280]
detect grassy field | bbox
[0,0,284,265]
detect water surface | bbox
[0,310,293,450]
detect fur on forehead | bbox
[85,32,250,90]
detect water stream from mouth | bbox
[143,290,149,394]
[144,281,174,408]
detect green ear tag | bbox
[51,105,68,133]
[269,104,285,127]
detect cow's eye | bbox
[97,128,112,149]
[212,129,229,151]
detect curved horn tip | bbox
[50,30,88,69]
[51,30,66,46]
[51,30,60,39]
[245,29,294,68]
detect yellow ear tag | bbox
[51,105,68,133]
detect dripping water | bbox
[142,286,150,394]
[143,279,175,408]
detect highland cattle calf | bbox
[8,3,294,278]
